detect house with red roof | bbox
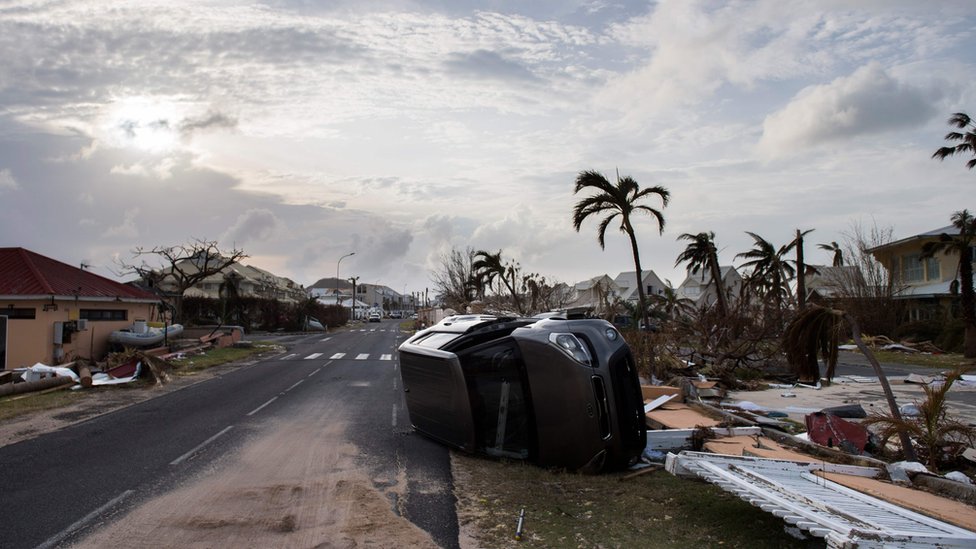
[0,247,161,369]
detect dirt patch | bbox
[73,408,437,548]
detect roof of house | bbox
[867,224,957,253]
[0,247,157,301]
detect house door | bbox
[0,316,6,370]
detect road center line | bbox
[247,396,278,416]
[391,403,397,427]
[170,426,234,466]
[37,489,135,549]
[285,379,304,392]
[307,368,322,378]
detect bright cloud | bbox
[758,63,937,158]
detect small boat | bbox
[109,321,184,347]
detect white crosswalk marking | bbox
[355,353,369,360]
[282,354,298,360]
[304,353,323,360]
[320,337,332,342]
[330,353,346,359]
[380,354,392,361]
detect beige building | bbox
[676,265,743,308]
[869,225,974,322]
[1,248,160,369]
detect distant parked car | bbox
[389,311,402,319]
[397,315,646,472]
[368,312,382,323]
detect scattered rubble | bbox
[0,325,248,398]
[632,371,976,546]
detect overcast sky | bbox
[2,0,974,296]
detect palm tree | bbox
[649,282,694,320]
[675,231,727,317]
[734,232,796,310]
[472,250,523,314]
[932,112,976,170]
[783,305,917,462]
[818,241,844,267]
[920,209,976,358]
[572,170,670,330]
[794,229,814,310]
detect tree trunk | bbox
[709,257,728,317]
[843,312,918,462]
[959,245,975,358]
[796,229,807,310]
[625,219,650,331]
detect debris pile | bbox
[633,374,976,546]
[0,325,248,399]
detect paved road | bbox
[0,320,458,548]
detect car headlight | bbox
[548,333,592,365]
[605,327,618,341]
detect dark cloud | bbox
[443,49,539,83]
[179,111,238,135]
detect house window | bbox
[924,257,940,280]
[1,307,36,320]
[80,309,128,321]
[646,285,655,295]
[901,254,923,283]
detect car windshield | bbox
[458,340,533,459]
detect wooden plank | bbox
[643,394,676,413]
[647,427,761,450]
[646,406,721,429]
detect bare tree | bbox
[119,239,247,323]
[430,246,477,312]
[834,220,903,335]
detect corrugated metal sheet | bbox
[667,451,976,548]
[0,248,156,300]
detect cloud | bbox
[102,207,141,239]
[178,111,238,136]
[757,63,936,159]
[0,168,18,191]
[220,208,282,246]
[443,49,540,83]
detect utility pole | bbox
[348,276,359,321]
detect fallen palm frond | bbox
[864,366,976,471]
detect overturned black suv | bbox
[397,315,646,472]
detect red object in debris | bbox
[805,412,870,454]
[106,359,139,379]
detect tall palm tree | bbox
[734,232,796,310]
[932,112,976,171]
[818,241,844,266]
[572,170,670,330]
[920,209,976,358]
[675,231,727,317]
[794,228,814,310]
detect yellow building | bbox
[0,248,160,369]
[869,225,974,322]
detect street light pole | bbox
[336,252,355,308]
